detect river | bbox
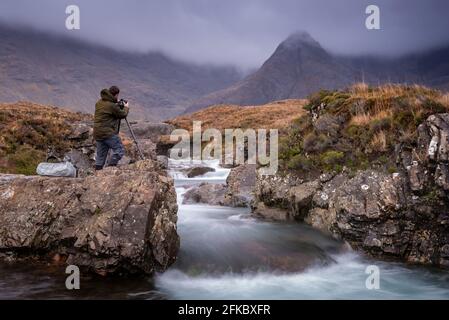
[0,159,448,299]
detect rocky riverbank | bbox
[252,85,449,268]
[0,160,179,276]
[181,163,256,207]
[0,102,180,276]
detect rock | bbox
[64,149,95,177]
[123,121,175,143]
[183,166,215,178]
[182,183,227,206]
[252,201,289,221]
[407,161,426,192]
[0,160,179,276]
[68,122,92,141]
[331,171,408,254]
[435,164,449,190]
[222,164,256,207]
[252,164,449,267]
[156,155,169,169]
[253,170,301,210]
[156,135,179,157]
[289,180,320,220]
[427,114,449,161]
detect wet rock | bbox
[253,166,449,268]
[304,208,335,234]
[252,201,289,221]
[0,160,179,276]
[253,170,301,210]
[222,164,256,207]
[183,166,215,178]
[182,183,227,206]
[289,180,320,220]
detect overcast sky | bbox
[0,0,448,69]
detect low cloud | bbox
[0,0,448,69]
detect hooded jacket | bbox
[93,89,129,140]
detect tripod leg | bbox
[125,118,145,160]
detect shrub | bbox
[302,133,331,153]
[287,154,313,170]
[278,84,449,175]
[314,114,341,137]
[370,131,388,153]
[319,151,344,171]
[7,145,45,175]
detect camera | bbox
[118,99,128,109]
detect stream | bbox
[0,159,448,299]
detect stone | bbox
[222,164,256,208]
[252,201,289,221]
[182,183,227,206]
[183,166,215,178]
[123,121,175,143]
[0,160,179,276]
[289,180,320,220]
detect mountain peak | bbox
[281,31,321,49]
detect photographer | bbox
[93,86,129,170]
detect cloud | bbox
[0,0,448,69]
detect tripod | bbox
[124,118,145,160]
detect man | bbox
[93,86,129,170]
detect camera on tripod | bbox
[118,99,128,109]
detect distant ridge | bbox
[0,23,242,120]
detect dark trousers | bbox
[95,134,125,168]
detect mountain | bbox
[0,24,242,120]
[186,32,449,113]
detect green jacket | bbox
[93,89,129,140]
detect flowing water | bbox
[0,159,448,299]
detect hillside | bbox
[279,84,449,177]
[0,101,92,174]
[186,32,449,113]
[0,23,242,120]
[168,99,307,134]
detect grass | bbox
[280,84,449,177]
[167,99,307,135]
[0,101,91,175]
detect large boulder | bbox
[222,164,256,207]
[122,121,175,143]
[0,160,179,276]
[182,183,227,206]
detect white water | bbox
[155,160,449,300]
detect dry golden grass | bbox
[0,101,91,123]
[350,109,393,126]
[438,93,449,106]
[370,130,387,152]
[167,99,307,134]
[349,83,439,101]
[349,82,369,94]
[347,84,449,126]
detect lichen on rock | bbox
[0,160,179,276]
